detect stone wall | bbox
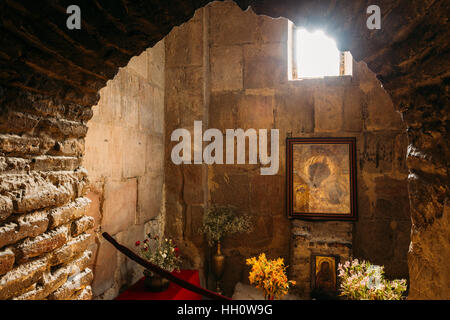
[164,1,410,297]
[83,41,166,299]
[0,0,447,300]
[0,91,95,299]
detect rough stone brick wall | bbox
[0,90,95,300]
[164,1,410,298]
[0,0,448,299]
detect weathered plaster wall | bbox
[164,1,410,297]
[83,41,166,299]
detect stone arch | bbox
[0,0,448,299]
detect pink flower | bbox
[135,241,140,246]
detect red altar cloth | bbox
[115,270,202,300]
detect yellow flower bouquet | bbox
[246,253,296,300]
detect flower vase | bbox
[211,241,225,294]
[143,269,170,292]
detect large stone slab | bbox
[101,179,137,235]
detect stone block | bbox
[209,92,239,131]
[0,222,17,249]
[70,285,92,300]
[258,16,288,44]
[360,132,395,173]
[354,219,395,260]
[343,86,364,132]
[106,126,125,180]
[122,130,146,178]
[275,86,315,136]
[94,80,121,125]
[117,71,140,128]
[49,233,92,266]
[92,240,117,297]
[394,133,408,174]
[48,268,93,300]
[185,205,204,245]
[37,266,71,299]
[210,173,250,210]
[71,216,95,237]
[374,176,410,220]
[137,173,163,224]
[258,214,290,249]
[0,195,13,222]
[126,50,148,80]
[10,172,78,214]
[37,117,88,139]
[13,183,64,214]
[0,248,14,275]
[31,156,81,172]
[210,2,258,46]
[0,256,48,300]
[12,284,44,300]
[236,93,274,130]
[101,179,137,235]
[52,138,85,157]
[250,175,284,215]
[0,156,31,174]
[16,225,68,263]
[211,45,243,91]
[148,40,165,88]
[165,92,203,129]
[183,165,204,205]
[120,224,147,283]
[145,134,164,174]
[0,134,41,155]
[166,18,203,67]
[139,85,165,134]
[14,210,49,242]
[48,197,91,229]
[164,162,183,197]
[314,87,344,132]
[366,87,403,131]
[86,190,101,229]
[65,250,93,277]
[0,111,39,135]
[243,43,286,89]
[166,66,203,93]
[82,122,112,180]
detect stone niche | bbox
[163,1,410,298]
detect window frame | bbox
[287,21,353,81]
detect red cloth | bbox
[115,270,202,300]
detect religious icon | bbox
[311,254,339,295]
[287,137,357,221]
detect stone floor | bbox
[232,282,301,300]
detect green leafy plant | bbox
[199,205,252,246]
[338,259,407,300]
